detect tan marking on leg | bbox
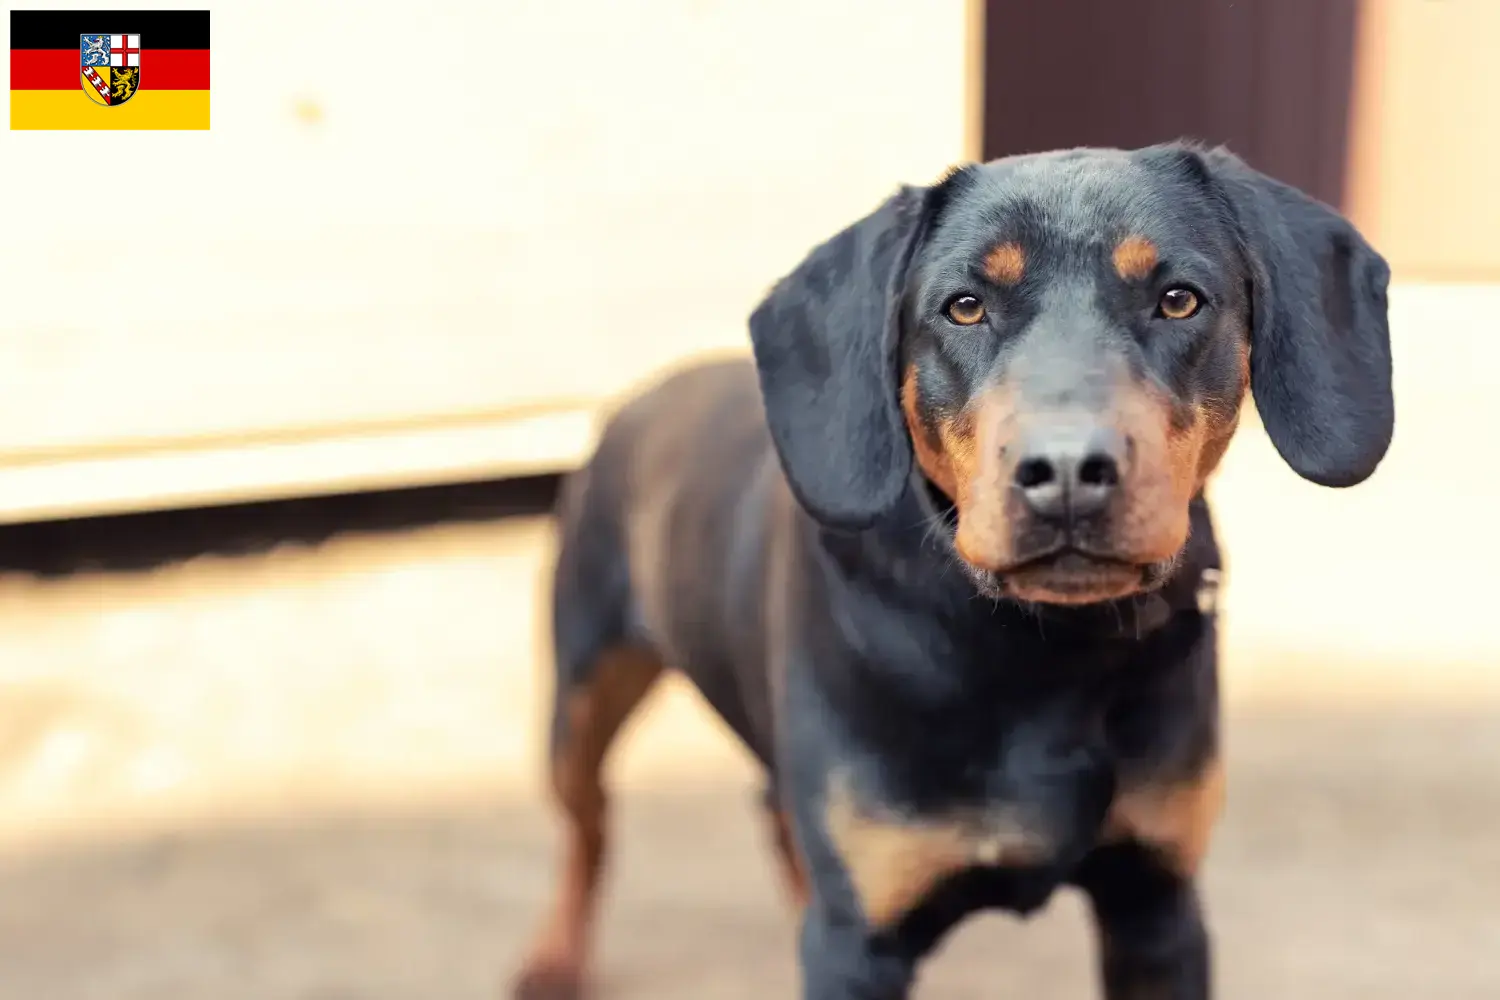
[1105,759,1226,878]
[823,773,1049,931]
[515,645,664,1000]
[1112,236,1159,281]
[984,241,1027,285]
[766,807,811,910]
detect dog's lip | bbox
[997,549,1149,605]
[955,547,1147,602]
[990,546,1140,576]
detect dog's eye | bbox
[945,295,986,326]
[1157,287,1201,320]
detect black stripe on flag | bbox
[9,10,211,50]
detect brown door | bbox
[978,0,1359,210]
[978,0,1500,279]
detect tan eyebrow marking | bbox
[1112,235,1159,281]
[983,242,1026,285]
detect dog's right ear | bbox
[748,185,938,530]
[1196,146,1395,487]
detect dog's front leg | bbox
[1075,843,1211,1000]
[782,764,919,999]
[799,910,915,1000]
[778,685,919,998]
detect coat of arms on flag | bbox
[80,34,141,106]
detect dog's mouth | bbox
[922,479,1168,605]
[994,549,1147,605]
[955,548,1153,605]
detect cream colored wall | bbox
[1346,0,1500,279]
[0,1,971,520]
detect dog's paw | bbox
[511,958,584,1000]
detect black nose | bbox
[1012,425,1128,522]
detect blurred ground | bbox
[2,501,1498,999]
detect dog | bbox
[513,142,1394,1000]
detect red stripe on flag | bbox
[10,49,210,90]
[9,50,75,89]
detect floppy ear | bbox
[1202,147,1395,488]
[748,186,935,529]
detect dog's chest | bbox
[823,716,1112,930]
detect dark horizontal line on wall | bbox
[0,474,561,579]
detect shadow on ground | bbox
[2,706,1496,1000]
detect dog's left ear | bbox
[748,185,937,529]
[1201,146,1395,487]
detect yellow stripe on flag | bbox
[11,89,210,130]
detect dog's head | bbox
[749,143,1393,605]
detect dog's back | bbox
[549,358,782,765]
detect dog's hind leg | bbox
[514,481,662,1000]
[761,786,810,910]
[513,641,663,1000]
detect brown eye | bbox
[945,295,986,326]
[1158,287,1201,320]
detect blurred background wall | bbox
[0,1,972,523]
[5,0,1497,524]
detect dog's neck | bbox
[809,479,1221,645]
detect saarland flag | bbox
[10,10,210,130]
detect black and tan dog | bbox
[514,142,1394,1000]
